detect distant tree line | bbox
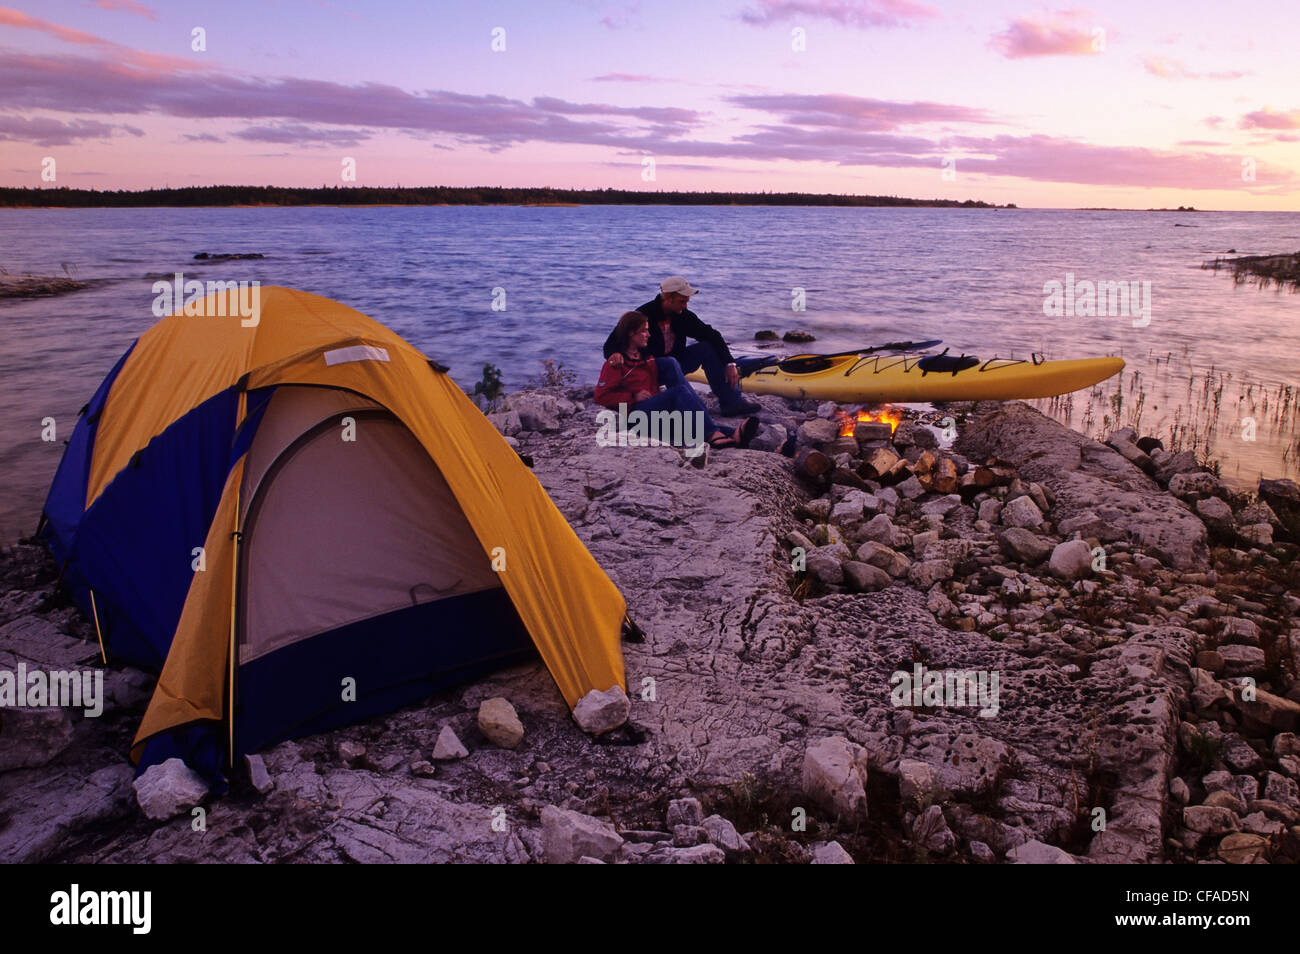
[0,185,1014,209]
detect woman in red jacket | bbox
[596,311,758,449]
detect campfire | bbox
[837,406,903,438]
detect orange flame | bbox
[838,406,903,437]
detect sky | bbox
[1,0,1297,208]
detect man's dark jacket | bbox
[603,296,735,366]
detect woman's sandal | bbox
[708,417,760,449]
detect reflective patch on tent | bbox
[324,345,389,366]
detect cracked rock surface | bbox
[2,390,1295,863]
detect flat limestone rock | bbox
[0,706,75,772]
[0,764,135,863]
[1,389,1216,865]
[0,615,100,668]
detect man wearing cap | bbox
[602,276,761,417]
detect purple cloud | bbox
[1,48,1288,193]
[0,113,139,145]
[726,92,997,130]
[231,123,373,146]
[738,0,939,28]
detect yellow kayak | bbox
[690,352,1124,403]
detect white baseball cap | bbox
[660,276,698,297]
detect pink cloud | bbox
[89,0,159,19]
[0,7,209,71]
[592,73,671,83]
[948,134,1289,190]
[0,6,112,46]
[990,10,1102,59]
[1240,107,1300,130]
[738,0,939,28]
[1142,55,1245,80]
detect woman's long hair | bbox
[611,310,649,355]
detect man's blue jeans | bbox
[674,342,745,412]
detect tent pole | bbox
[89,590,107,664]
[227,391,246,772]
[228,483,239,770]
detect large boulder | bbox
[1169,471,1222,500]
[540,806,624,864]
[998,528,1053,564]
[133,758,208,821]
[1258,477,1300,510]
[797,418,838,447]
[1001,495,1044,528]
[1196,497,1234,528]
[854,541,912,577]
[510,393,561,432]
[806,545,848,585]
[701,815,751,860]
[1048,539,1094,580]
[843,561,891,593]
[810,841,855,864]
[666,798,704,828]
[1008,840,1078,864]
[908,559,955,588]
[572,686,630,735]
[477,697,525,748]
[802,736,870,822]
[486,409,522,436]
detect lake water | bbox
[2,205,1298,544]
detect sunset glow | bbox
[1,0,1297,208]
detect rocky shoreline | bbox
[1,389,1297,864]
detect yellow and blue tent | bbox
[40,286,626,781]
